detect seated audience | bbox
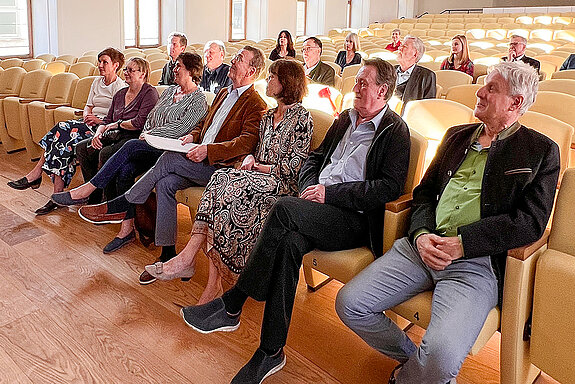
[302,36,335,87]
[385,29,401,52]
[440,34,474,76]
[502,35,540,73]
[145,59,313,304]
[336,61,559,384]
[77,46,268,285]
[335,32,362,73]
[269,30,296,61]
[52,53,208,253]
[178,58,411,384]
[159,32,187,85]
[200,40,232,94]
[7,48,126,215]
[560,53,575,71]
[395,35,436,108]
[75,57,159,202]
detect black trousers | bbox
[235,196,369,351]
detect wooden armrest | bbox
[45,103,69,110]
[19,98,43,104]
[0,94,18,99]
[385,193,413,213]
[507,229,550,261]
[74,110,84,116]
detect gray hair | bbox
[168,32,187,46]
[392,28,401,34]
[404,35,425,62]
[510,34,527,45]
[204,40,226,56]
[488,61,539,115]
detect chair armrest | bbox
[0,94,18,99]
[507,229,550,261]
[74,110,84,116]
[385,193,413,213]
[19,98,43,104]
[45,103,70,110]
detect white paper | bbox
[143,133,197,153]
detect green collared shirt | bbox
[415,121,521,247]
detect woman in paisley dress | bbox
[7,48,126,215]
[145,59,314,304]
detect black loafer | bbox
[35,200,60,215]
[8,176,41,190]
[103,231,136,254]
[51,191,89,206]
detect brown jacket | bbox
[189,85,267,166]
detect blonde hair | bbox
[449,34,471,67]
[345,32,360,52]
[127,57,151,83]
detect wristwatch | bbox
[117,119,123,128]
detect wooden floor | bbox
[0,149,560,384]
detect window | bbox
[229,0,246,41]
[296,0,306,36]
[0,0,32,57]
[124,0,161,48]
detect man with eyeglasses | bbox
[302,36,336,87]
[159,32,188,85]
[78,46,268,285]
[200,40,232,94]
[502,35,540,73]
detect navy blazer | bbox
[560,54,575,71]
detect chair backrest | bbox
[519,111,574,180]
[76,55,97,65]
[302,83,343,116]
[341,64,362,80]
[551,70,575,80]
[44,72,79,104]
[56,54,76,65]
[476,74,487,84]
[435,70,473,95]
[1,58,24,69]
[202,90,216,107]
[149,59,168,72]
[146,52,168,62]
[68,62,96,78]
[308,108,335,151]
[529,91,575,144]
[148,68,162,86]
[405,129,428,193]
[19,69,52,99]
[44,60,69,75]
[549,168,575,255]
[36,53,55,63]
[402,98,475,141]
[445,84,481,109]
[535,54,566,68]
[253,79,277,108]
[0,66,26,95]
[22,59,45,72]
[538,79,575,97]
[70,76,98,109]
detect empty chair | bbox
[52,76,98,125]
[143,48,163,55]
[435,69,473,96]
[1,58,24,69]
[146,52,168,62]
[148,69,163,86]
[56,54,76,65]
[445,83,482,109]
[149,59,168,72]
[552,69,575,80]
[538,79,575,97]
[76,55,97,65]
[536,54,568,68]
[302,83,342,116]
[341,64,361,81]
[0,66,27,149]
[23,72,79,160]
[82,50,98,57]
[0,69,52,153]
[36,53,55,63]
[22,59,45,72]
[68,62,96,78]
[43,60,69,75]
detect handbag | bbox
[99,128,122,145]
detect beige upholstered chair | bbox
[148,69,162,86]
[341,64,361,81]
[146,52,168,62]
[24,72,79,160]
[35,54,55,63]
[52,76,98,125]
[0,58,24,69]
[538,79,575,97]
[22,59,46,72]
[43,60,69,75]
[76,56,98,65]
[435,69,473,97]
[55,54,76,65]
[149,59,168,72]
[0,69,51,153]
[0,66,26,96]
[302,84,342,116]
[202,91,216,107]
[530,168,575,384]
[445,84,482,109]
[551,69,575,80]
[68,62,96,78]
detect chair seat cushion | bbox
[302,247,375,284]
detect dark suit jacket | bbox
[560,54,575,71]
[409,123,559,304]
[308,61,336,87]
[189,85,267,166]
[394,64,436,105]
[299,107,411,257]
[502,55,541,73]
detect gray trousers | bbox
[124,151,216,246]
[336,237,498,384]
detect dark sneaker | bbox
[180,297,240,333]
[103,231,135,254]
[231,348,286,384]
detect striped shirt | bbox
[143,85,208,139]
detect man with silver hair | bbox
[395,35,436,111]
[503,34,540,73]
[159,32,187,85]
[200,40,232,94]
[336,61,559,384]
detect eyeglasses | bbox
[123,68,141,73]
[231,54,245,64]
[301,47,319,53]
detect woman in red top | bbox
[440,34,474,77]
[385,29,401,52]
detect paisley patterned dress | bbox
[193,103,313,283]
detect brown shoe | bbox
[78,203,126,224]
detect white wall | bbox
[267,1,297,41]
[184,0,228,44]
[324,0,348,32]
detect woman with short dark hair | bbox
[144,59,314,304]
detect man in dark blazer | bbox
[302,36,336,87]
[159,32,187,85]
[502,34,540,73]
[336,61,559,384]
[394,35,436,110]
[179,58,411,384]
[560,53,575,71]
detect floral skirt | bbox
[39,119,93,187]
